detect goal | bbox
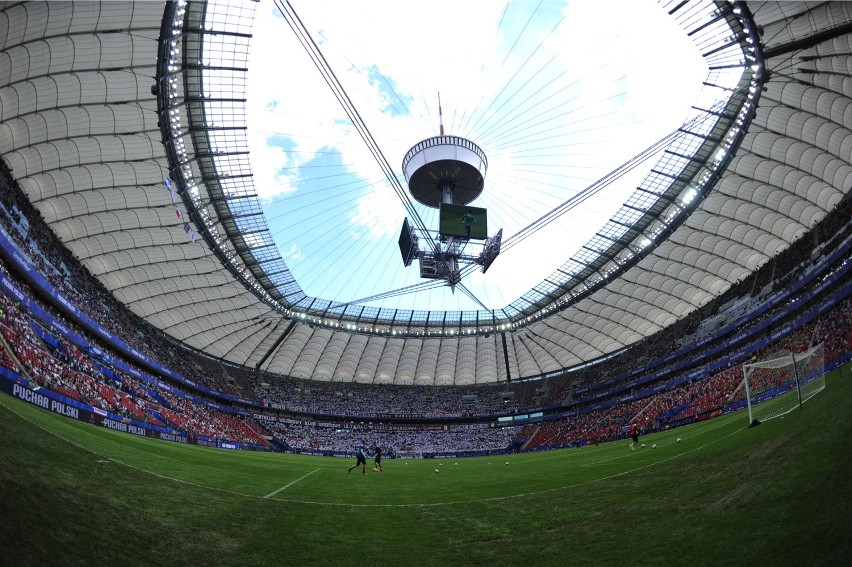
[741,342,826,424]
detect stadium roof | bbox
[0,1,849,385]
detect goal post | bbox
[741,342,826,424]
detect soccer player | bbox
[372,444,383,472]
[348,439,369,475]
[629,423,639,450]
[462,211,475,238]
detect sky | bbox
[243,0,708,313]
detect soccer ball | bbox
[652,444,657,449]
[641,443,646,448]
[505,462,509,465]
[434,469,440,473]
[454,462,458,466]
[677,437,681,443]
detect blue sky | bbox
[245,0,707,312]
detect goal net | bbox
[741,342,826,424]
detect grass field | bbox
[1,366,850,566]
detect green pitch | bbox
[1,366,850,566]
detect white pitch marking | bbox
[264,468,321,499]
[0,396,746,508]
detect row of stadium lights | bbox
[519,7,763,326]
[158,0,584,339]
[164,0,294,321]
[163,3,365,334]
[290,311,524,337]
[497,10,764,330]
[162,0,761,341]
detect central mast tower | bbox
[398,98,502,290]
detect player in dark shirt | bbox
[462,212,475,238]
[348,440,368,475]
[372,445,383,472]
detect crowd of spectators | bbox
[0,160,850,456]
[266,420,521,457]
[0,287,269,445]
[520,303,851,450]
[0,163,255,400]
[253,377,518,419]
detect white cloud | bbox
[242,0,708,310]
[280,242,304,262]
[348,187,406,239]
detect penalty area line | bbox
[264,468,321,499]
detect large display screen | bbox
[438,203,487,240]
[398,217,417,266]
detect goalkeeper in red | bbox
[629,423,639,450]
